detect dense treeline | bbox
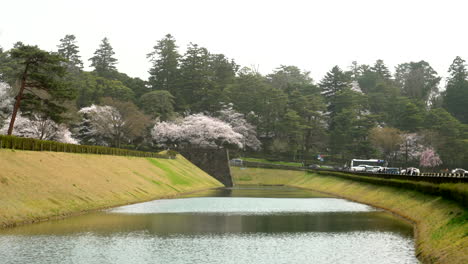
[0,34,467,169]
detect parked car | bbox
[355,165,376,172]
[368,166,384,173]
[351,165,368,172]
[383,167,400,174]
[451,168,468,174]
[402,167,420,175]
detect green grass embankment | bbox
[231,166,468,264]
[241,157,303,167]
[0,149,223,229]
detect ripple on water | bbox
[0,231,418,264]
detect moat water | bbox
[0,186,418,263]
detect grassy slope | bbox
[231,166,468,264]
[242,157,303,167]
[0,149,223,228]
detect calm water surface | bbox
[0,186,418,263]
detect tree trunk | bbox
[7,65,29,135]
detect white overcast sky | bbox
[1,0,467,83]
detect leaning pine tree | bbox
[3,42,73,136]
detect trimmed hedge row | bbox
[0,135,172,159]
[315,171,468,208]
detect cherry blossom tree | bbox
[77,100,150,148]
[0,82,13,127]
[399,133,425,164]
[151,113,244,149]
[0,112,78,144]
[77,105,123,146]
[1,84,76,143]
[218,104,261,150]
[419,147,442,168]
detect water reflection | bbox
[0,211,412,237]
[0,186,418,264]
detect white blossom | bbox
[0,112,78,144]
[398,133,425,161]
[350,81,363,94]
[151,113,244,149]
[218,104,261,150]
[0,82,13,127]
[77,104,123,146]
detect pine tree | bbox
[89,37,118,78]
[147,34,180,94]
[443,56,468,123]
[178,43,212,111]
[57,34,83,69]
[2,42,74,135]
[448,56,467,83]
[319,66,351,99]
[371,59,391,80]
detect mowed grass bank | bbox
[231,166,468,264]
[0,149,223,228]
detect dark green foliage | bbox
[115,73,149,100]
[138,90,175,120]
[268,65,313,93]
[425,108,462,138]
[57,34,83,70]
[0,135,170,158]
[370,59,392,80]
[178,43,211,111]
[176,43,239,113]
[2,43,76,134]
[397,101,426,132]
[147,34,180,94]
[443,56,468,124]
[74,72,134,107]
[395,61,441,104]
[89,37,118,78]
[319,65,351,100]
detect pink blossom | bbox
[419,148,442,168]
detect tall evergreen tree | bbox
[57,34,83,69]
[2,42,74,135]
[443,56,468,123]
[147,34,180,94]
[319,66,351,120]
[371,59,392,80]
[89,37,118,78]
[319,66,351,99]
[178,43,212,111]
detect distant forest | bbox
[0,34,467,169]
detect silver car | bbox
[451,168,468,174]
